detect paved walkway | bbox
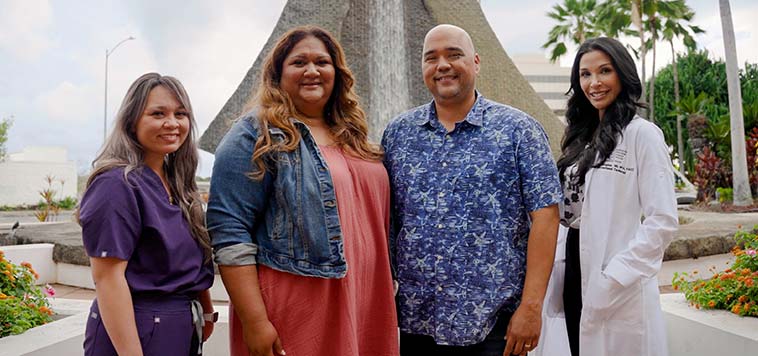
[49,284,96,300]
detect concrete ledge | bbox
[56,263,94,289]
[662,293,758,356]
[665,211,758,260]
[664,234,737,260]
[0,299,231,356]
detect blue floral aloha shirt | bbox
[381,94,562,346]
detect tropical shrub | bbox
[748,128,758,194]
[0,251,54,337]
[693,146,730,202]
[34,175,75,222]
[716,187,733,204]
[673,227,758,317]
[653,51,758,179]
[691,126,758,203]
[0,117,11,162]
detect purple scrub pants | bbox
[83,294,200,356]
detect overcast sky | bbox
[1,0,756,177]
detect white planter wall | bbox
[662,293,758,356]
[0,244,56,284]
[0,299,230,356]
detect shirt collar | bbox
[414,91,485,128]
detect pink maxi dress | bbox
[230,145,399,356]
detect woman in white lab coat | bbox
[547,37,678,356]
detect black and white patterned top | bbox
[560,163,584,229]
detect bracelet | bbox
[203,311,218,323]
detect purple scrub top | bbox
[79,167,213,296]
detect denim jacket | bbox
[206,111,346,278]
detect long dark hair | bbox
[557,37,644,185]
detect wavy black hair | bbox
[557,37,645,185]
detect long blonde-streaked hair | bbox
[249,25,383,179]
[79,72,211,261]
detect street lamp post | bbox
[104,36,135,143]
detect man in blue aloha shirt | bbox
[382,24,562,356]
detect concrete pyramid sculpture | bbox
[199,0,565,156]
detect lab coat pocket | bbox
[605,318,644,355]
[586,273,643,324]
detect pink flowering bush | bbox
[0,251,54,337]
[673,226,758,316]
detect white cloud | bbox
[482,0,556,55]
[0,0,53,60]
[695,3,758,67]
[120,0,285,133]
[35,81,97,123]
[3,0,758,178]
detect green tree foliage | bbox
[653,51,727,146]
[0,116,11,161]
[545,0,703,121]
[654,51,758,180]
[654,52,757,139]
[645,0,703,123]
[543,0,603,62]
[742,63,758,131]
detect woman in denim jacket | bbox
[207,26,399,356]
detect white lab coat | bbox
[534,117,678,356]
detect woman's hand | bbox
[243,319,285,356]
[218,265,285,356]
[199,290,215,342]
[202,320,214,342]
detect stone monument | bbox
[199,0,565,156]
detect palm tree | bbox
[660,1,704,174]
[632,0,647,110]
[543,0,602,62]
[719,0,753,205]
[641,0,666,123]
[595,0,635,38]
[646,0,703,124]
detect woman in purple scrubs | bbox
[78,73,216,355]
